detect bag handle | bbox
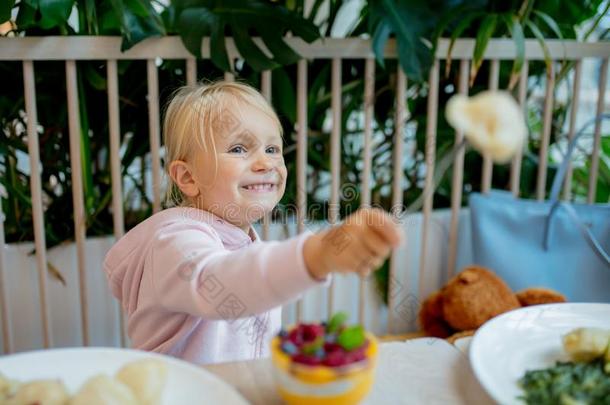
[543,201,610,265]
[543,114,610,267]
[549,113,610,203]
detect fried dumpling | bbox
[7,379,68,405]
[116,359,167,405]
[0,373,20,402]
[69,375,138,405]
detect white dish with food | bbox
[0,347,249,404]
[469,303,610,404]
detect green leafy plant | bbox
[172,0,320,71]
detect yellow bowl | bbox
[270,333,378,405]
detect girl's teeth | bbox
[245,184,274,191]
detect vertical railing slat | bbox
[296,59,307,323]
[446,60,469,280]
[66,60,90,346]
[563,60,582,201]
[0,196,12,354]
[536,64,555,201]
[261,70,272,241]
[359,58,375,326]
[107,60,128,348]
[417,60,439,307]
[186,58,197,86]
[328,58,342,320]
[481,59,499,193]
[510,62,529,197]
[588,57,609,203]
[387,66,406,334]
[147,60,162,213]
[24,61,53,349]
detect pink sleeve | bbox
[149,222,329,319]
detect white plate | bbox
[0,347,249,404]
[469,303,610,405]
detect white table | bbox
[205,337,495,404]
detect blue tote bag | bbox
[470,116,610,302]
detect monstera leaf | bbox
[173,0,320,72]
[108,0,166,51]
[368,0,436,83]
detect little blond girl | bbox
[103,81,402,365]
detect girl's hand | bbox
[303,208,403,279]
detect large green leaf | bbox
[231,15,279,71]
[371,20,392,69]
[39,0,74,29]
[445,11,484,77]
[271,67,296,123]
[0,0,15,23]
[306,0,325,22]
[532,10,563,39]
[176,6,230,70]
[470,14,498,84]
[82,0,98,34]
[505,14,525,89]
[175,0,320,72]
[177,7,214,57]
[109,0,165,51]
[210,20,230,72]
[525,20,552,75]
[258,25,301,66]
[534,0,604,39]
[368,0,435,82]
[15,1,37,28]
[98,0,121,34]
[124,0,151,18]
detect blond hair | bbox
[162,80,282,207]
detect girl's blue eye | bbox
[229,145,246,154]
[266,146,281,154]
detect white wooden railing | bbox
[0,37,609,354]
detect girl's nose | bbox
[252,152,273,172]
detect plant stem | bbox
[583,1,610,40]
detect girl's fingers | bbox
[369,255,385,269]
[365,209,402,247]
[358,268,372,278]
[361,229,391,258]
[346,238,386,274]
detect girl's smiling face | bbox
[188,103,287,231]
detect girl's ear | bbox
[168,160,200,198]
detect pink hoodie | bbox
[103,207,328,365]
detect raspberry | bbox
[322,349,349,367]
[287,328,304,346]
[345,348,366,363]
[292,353,322,366]
[301,324,324,342]
[288,324,324,347]
[324,342,342,353]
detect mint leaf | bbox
[338,325,365,351]
[327,312,348,334]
